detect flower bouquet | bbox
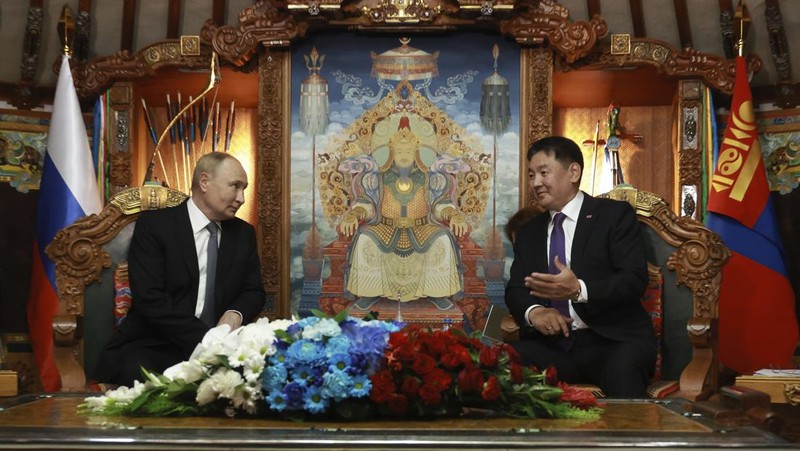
[80,311,602,420]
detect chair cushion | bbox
[113,262,132,329]
[641,263,664,381]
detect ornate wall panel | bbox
[257,49,292,319]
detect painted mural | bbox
[289,34,521,330]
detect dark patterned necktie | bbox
[549,213,571,319]
[201,222,218,327]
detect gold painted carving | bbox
[519,47,552,208]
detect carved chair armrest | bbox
[52,314,86,392]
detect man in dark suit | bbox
[95,153,265,387]
[505,136,655,397]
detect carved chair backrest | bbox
[47,185,187,391]
[600,185,731,401]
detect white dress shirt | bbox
[187,198,221,319]
[525,191,589,330]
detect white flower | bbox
[163,359,206,384]
[103,380,147,405]
[302,318,341,340]
[210,367,244,400]
[196,378,217,406]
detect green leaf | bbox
[310,308,328,319]
[334,308,349,323]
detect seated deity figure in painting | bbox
[338,114,470,311]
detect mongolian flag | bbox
[707,56,798,374]
[27,56,102,391]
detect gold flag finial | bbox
[734,0,751,57]
[58,4,75,56]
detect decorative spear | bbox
[212,101,220,153]
[479,43,511,260]
[140,98,169,187]
[223,99,236,152]
[299,47,330,256]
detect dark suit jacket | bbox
[95,200,265,376]
[505,193,654,349]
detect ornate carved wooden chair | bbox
[499,185,731,401]
[46,185,187,391]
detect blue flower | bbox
[266,389,288,412]
[321,371,353,402]
[269,350,287,366]
[325,335,351,356]
[341,323,389,358]
[262,364,288,391]
[283,381,306,409]
[328,353,352,373]
[350,374,371,398]
[291,364,315,387]
[287,339,325,365]
[304,385,328,414]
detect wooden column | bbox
[107,83,134,193]
[676,79,704,219]
[257,49,291,319]
[519,47,553,209]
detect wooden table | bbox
[0,394,791,450]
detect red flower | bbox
[421,332,450,356]
[544,365,559,386]
[481,375,501,401]
[387,393,409,416]
[423,368,452,392]
[370,370,396,403]
[440,347,464,369]
[401,376,420,399]
[558,382,601,409]
[419,384,442,406]
[411,353,436,375]
[478,345,500,368]
[457,364,484,393]
[509,361,524,384]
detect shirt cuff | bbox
[573,279,588,303]
[224,309,244,326]
[524,304,545,326]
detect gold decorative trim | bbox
[610,34,631,55]
[180,35,201,56]
[519,47,552,208]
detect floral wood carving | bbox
[569,37,763,95]
[68,40,213,99]
[499,2,608,64]
[201,1,306,67]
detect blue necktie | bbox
[549,213,571,319]
[201,223,218,327]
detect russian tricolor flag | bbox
[27,56,102,391]
[707,57,798,375]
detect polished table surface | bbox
[0,394,793,450]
